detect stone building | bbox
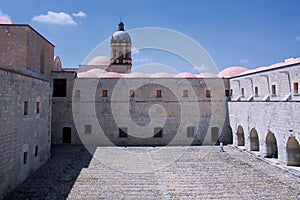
[0,20,53,198]
[228,58,300,166]
[1,18,300,198]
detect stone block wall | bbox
[0,25,54,78]
[0,69,51,198]
[52,76,231,146]
[229,63,300,165]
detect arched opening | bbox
[250,128,259,151]
[266,132,278,158]
[223,126,233,145]
[40,49,45,74]
[62,127,71,143]
[211,127,219,145]
[287,137,300,166]
[237,126,245,146]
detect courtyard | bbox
[4,145,300,200]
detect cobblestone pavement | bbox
[4,145,300,200]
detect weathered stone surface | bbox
[4,145,299,199]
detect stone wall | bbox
[52,76,231,146]
[0,25,54,78]
[229,63,300,165]
[0,69,51,198]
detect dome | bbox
[196,73,218,78]
[150,72,175,78]
[218,67,248,78]
[123,72,150,78]
[0,16,14,24]
[88,56,110,65]
[175,72,196,78]
[112,31,131,41]
[111,21,131,42]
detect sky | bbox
[1,0,300,73]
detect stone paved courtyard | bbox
[4,145,300,200]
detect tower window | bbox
[156,90,162,98]
[53,79,67,97]
[130,90,135,98]
[294,82,298,94]
[24,101,28,115]
[241,88,245,96]
[255,87,259,96]
[271,85,276,95]
[183,90,188,97]
[206,90,211,98]
[103,90,108,97]
[230,89,233,97]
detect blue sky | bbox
[1,0,300,72]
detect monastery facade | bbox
[0,19,299,198]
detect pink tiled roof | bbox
[0,16,14,24]
[218,67,248,78]
[174,72,196,78]
[150,72,175,78]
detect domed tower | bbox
[109,21,132,73]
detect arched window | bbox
[40,49,45,74]
[287,137,300,166]
[237,126,245,146]
[250,128,259,151]
[266,132,278,158]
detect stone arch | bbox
[250,128,259,151]
[62,127,71,143]
[286,137,300,166]
[266,131,278,158]
[237,126,245,146]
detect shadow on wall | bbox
[3,145,93,200]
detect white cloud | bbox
[0,10,11,18]
[72,11,87,18]
[131,47,140,55]
[194,64,208,72]
[239,59,250,64]
[296,35,300,41]
[32,11,77,25]
[134,58,150,63]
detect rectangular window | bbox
[23,152,27,165]
[36,102,40,114]
[53,79,67,97]
[225,90,230,97]
[119,128,128,138]
[75,90,80,98]
[241,88,245,96]
[154,127,163,138]
[205,90,211,98]
[85,124,92,134]
[255,87,258,96]
[187,127,196,138]
[183,90,188,97]
[230,89,233,97]
[102,90,108,97]
[294,82,298,94]
[271,85,276,95]
[24,101,28,115]
[35,146,38,157]
[130,90,135,98]
[156,90,162,97]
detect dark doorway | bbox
[287,137,300,166]
[266,132,278,158]
[62,127,71,144]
